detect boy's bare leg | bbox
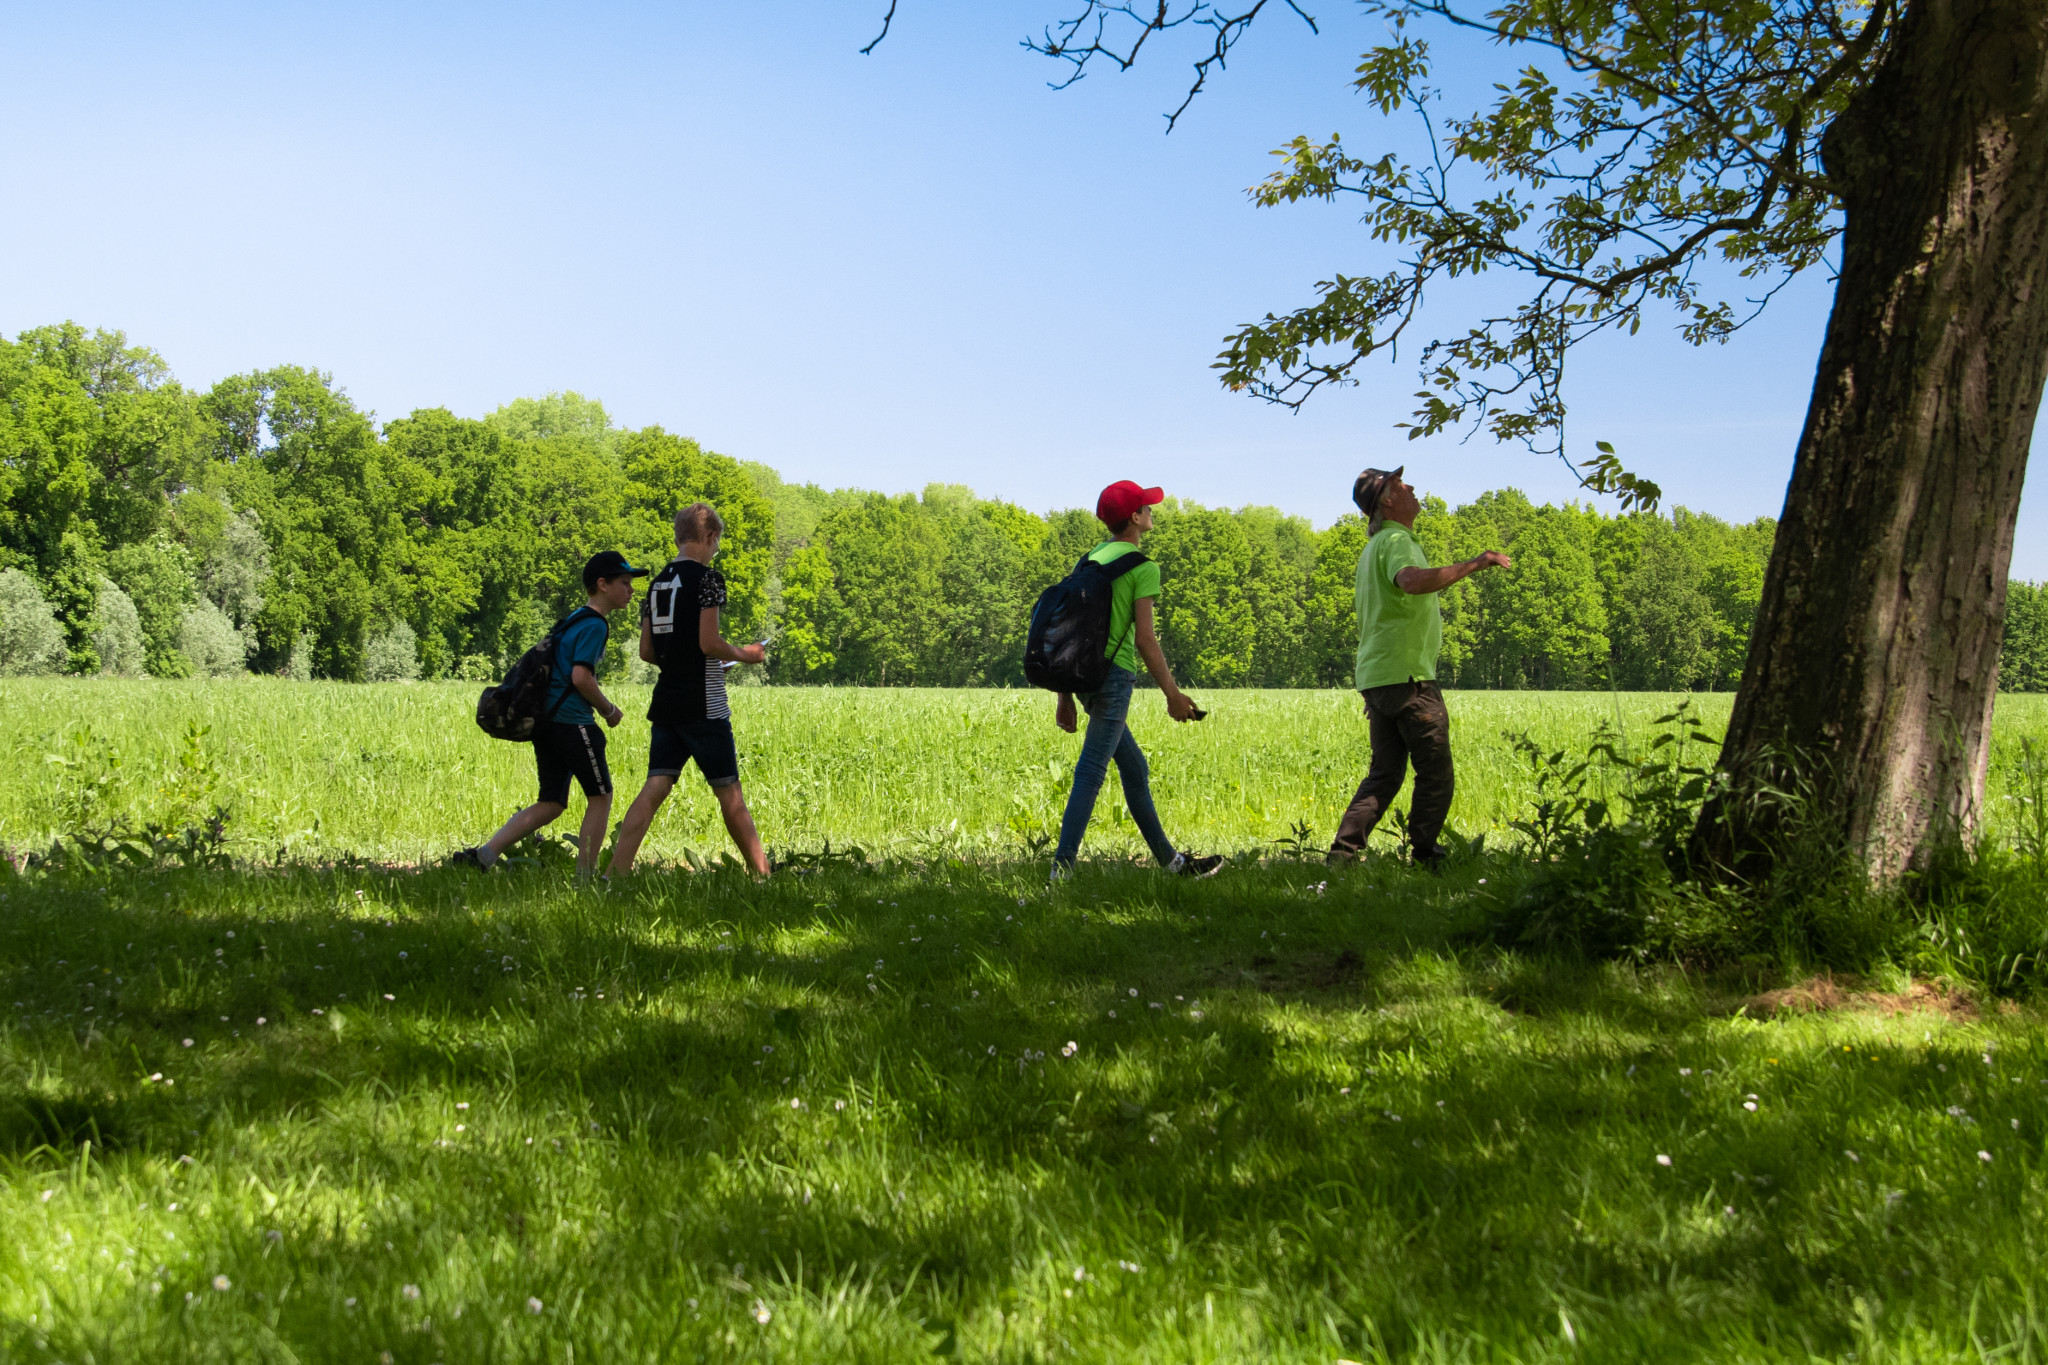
[576,792,612,877]
[714,781,769,876]
[608,776,677,875]
[481,802,565,863]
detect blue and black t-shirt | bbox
[544,607,610,725]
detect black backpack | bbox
[1023,550,1148,693]
[474,607,599,741]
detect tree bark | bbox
[1699,0,2048,882]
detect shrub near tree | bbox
[0,567,66,676]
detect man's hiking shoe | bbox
[450,847,492,872]
[1174,852,1225,879]
[1412,844,1448,873]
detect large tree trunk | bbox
[1698,0,2048,883]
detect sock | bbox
[477,846,501,868]
[1168,852,1186,874]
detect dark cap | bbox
[582,550,650,591]
[1352,466,1404,519]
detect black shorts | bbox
[533,722,611,806]
[648,719,739,787]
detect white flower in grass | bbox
[527,1297,544,1314]
[834,1100,847,1111]
[1108,1010,1117,1019]
[1845,1150,1860,1162]
[1128,988,1138,997]
[1062,1042,1079,1057]
[1655,1154,1672,1167]
[212,1275,231,1291]
[1118,1260,1142,1273]
[987,1046,997,1056]
[790,1098,802,1110]
[1743,1101,1758,1112]
[1072,1266,1086,1282]
[753,1302,772,1325]
[403,1284,421,1300]
[1979,1150,1994,1163]
[182,1039,194,1048]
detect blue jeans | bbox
[1053,666,1179,868]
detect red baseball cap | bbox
[1096,480,1165,525]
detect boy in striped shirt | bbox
[608,502,770,876]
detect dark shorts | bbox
[648,719,739,787]
[533,722,611,806]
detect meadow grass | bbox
[5,683,2048,1362]
[2,680,2042,864]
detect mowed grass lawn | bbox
[3,683,2048,1362]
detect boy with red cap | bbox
[1051,480,1223,879]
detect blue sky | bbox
[2,0,2040,576]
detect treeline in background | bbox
[3,323,2045,692]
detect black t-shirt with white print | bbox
[643,557,731,725]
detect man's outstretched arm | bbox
[1395,550,1512,595]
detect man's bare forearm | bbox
[1396,550,1511,595]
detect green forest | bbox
[3,322,2044,692]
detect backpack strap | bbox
[1091,550,1150,667]
[1100,551,1148,581]
[543,606,603,721]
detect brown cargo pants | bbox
[1328,679,1454,861]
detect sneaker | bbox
[1412,844,1447,873]
[1048,862,1074,885]
[1175,852,1225,879]
[450,847,491,872]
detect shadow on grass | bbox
[5,856,2044,1362]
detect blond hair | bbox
[674,502,724,546]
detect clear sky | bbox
[2,0,2040,576]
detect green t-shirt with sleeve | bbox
[1353,523,1442,689]
[1088,540,1161,676]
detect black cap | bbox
[582,550,650,591]
[1352,465,1404,519]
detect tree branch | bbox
[861,0,899,56]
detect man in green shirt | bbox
[1329,466,1511,867]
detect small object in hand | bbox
[1189,706,1208,721]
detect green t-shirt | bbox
[1088,541,1161,675]
[1353,523,1442,689]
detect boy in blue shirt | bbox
[456,550,646,877]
